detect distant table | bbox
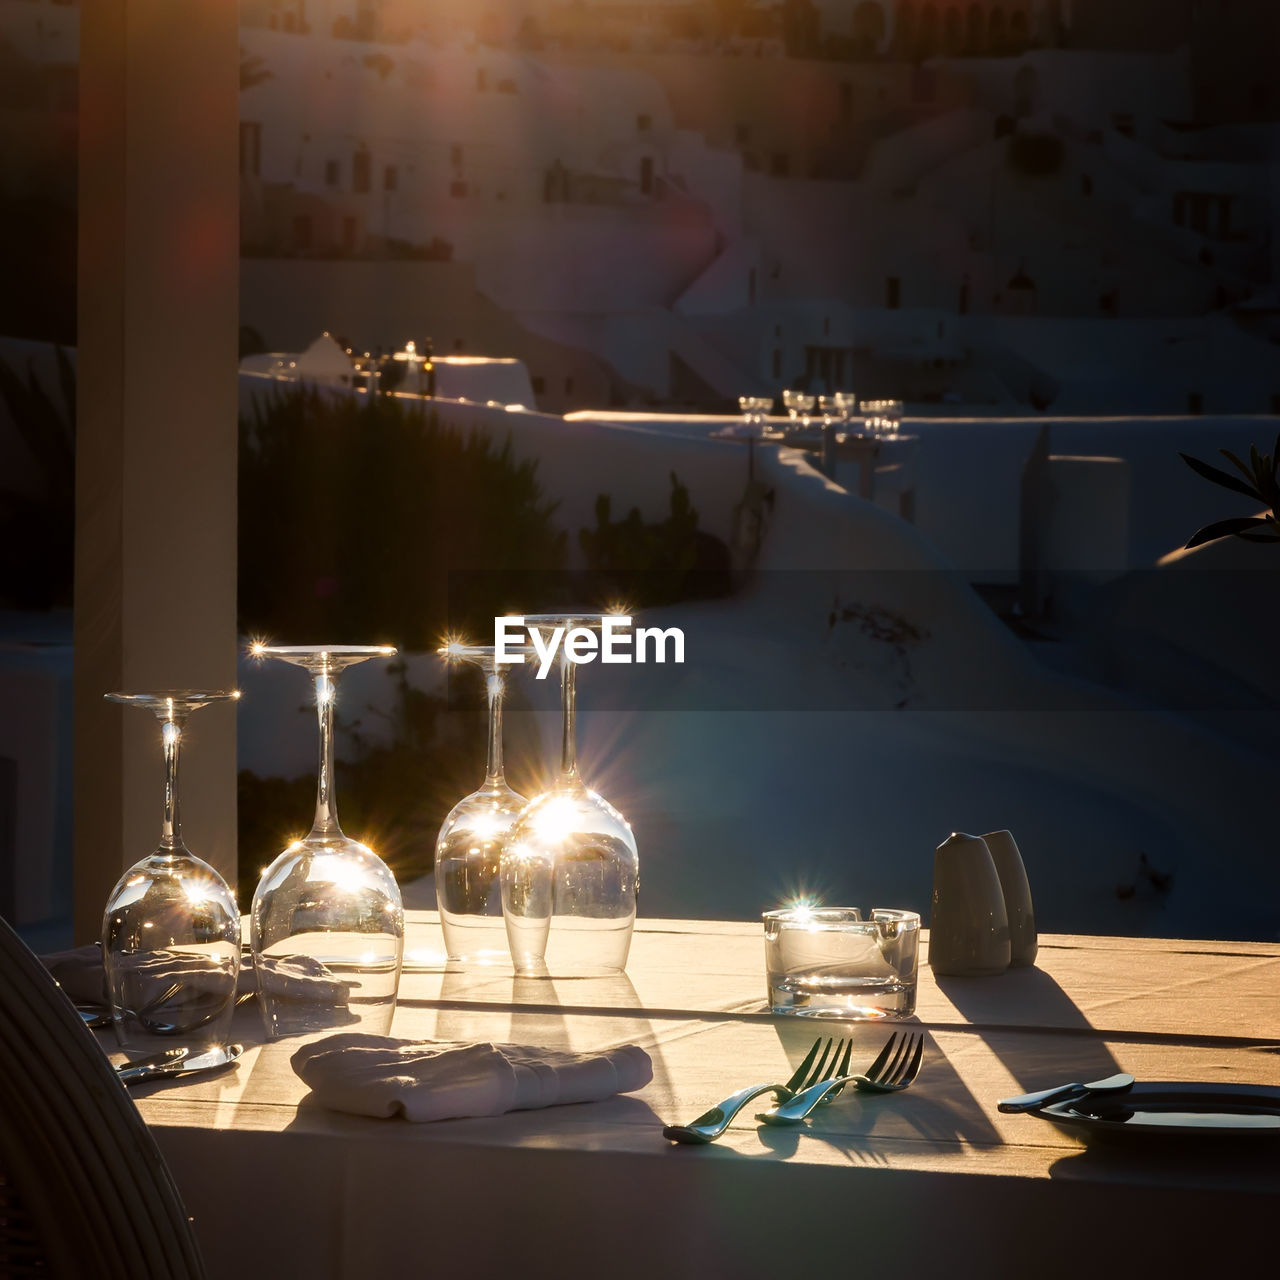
[709,423,919,518]
[130,917,1280,1278]
[779,429,919,516]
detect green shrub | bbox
[238,385,567,646]
[237,386,564,887]
[236,658,532,897]
[578,471,732,607]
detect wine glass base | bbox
[438,913,512,967]
[254,937,401,1040]
[108,948,240,1059]
[401,946,451,972]
[512,964,630,980]
[103,849,241,1057]
[508,915,636,979]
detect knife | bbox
[998,1072,1135,1113]
[116,1043,242,1086]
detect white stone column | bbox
[74,1,240,941]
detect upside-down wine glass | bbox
[249,644,404,1038]
[795,392,815,431]
[861,399,884,438]
[433,642,528,964]
[501,614,639,976]
[101,691,242,1058]
[833,390,857,436]
[883,398,904,438]
[782,389,800,430]
[738,396,772,435]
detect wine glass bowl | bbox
[252,831,403,1030]
[833,390,857,425]
[249,645,404,1038]
[737,395,773,435]
[499,613,640,977]
[860,399,903,439]
[883,398,904,437]
[502,782,638,977]
[101,691,242,1057]
[433,642,528,965]
[794,393,816,431]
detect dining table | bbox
[117,913,1280,1278]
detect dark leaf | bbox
[1234,531,1280,543]
[1256,453,1280,508]
[1185,516,1273,548]
[1219,448,1256,487]
[1181,451,1262,501]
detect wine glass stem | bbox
[559,656,578,786]
[160,714,184,849]
[485,669,506,786]
[311,670,342,836]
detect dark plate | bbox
[1039,1082,1280,1141]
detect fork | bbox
[662,1036,848,1145]
[756,1031,924,1126]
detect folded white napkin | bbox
[291,1034,653,1122]
[41,943,115,1006]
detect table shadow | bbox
[935,966,1122,1093]
[284,1085,666,1136]
[1047,1133,1280,1188]
[754,1123,892,1166]
[433,964,681,1132]
[763,1025,1004,1152]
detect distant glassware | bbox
[501,613,639,977]
[792,393,816,432]
[817,395,838,428]
[782,390,825,433]
[781,389,801,429]
[883,398,904,437]
[833,391,858,430]
[861,399,904,439]
[249,645,404,1038]
[101,691,242,1059]
[737,395,772,434]
[433,642,528,965]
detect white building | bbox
[9,0,1275,411]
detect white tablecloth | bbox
[123,915,1280,1278]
